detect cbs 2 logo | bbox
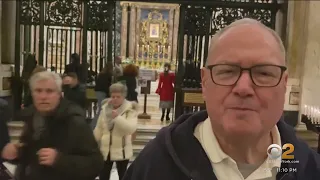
[268,143,294,159]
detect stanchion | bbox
[138,80,151,119]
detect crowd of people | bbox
[1,18,320,180]
[0,53,140,180]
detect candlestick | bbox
[316,106,320,124]
[311,106,314,123]
[147,45,150,61]
[304,104,307,115]
[136,44,139,60]
[162,46,165,62]
[168,45,171,60]
[141,45,144,59]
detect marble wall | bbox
[283,1,320,126]
[299,1,320,111]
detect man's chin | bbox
[36,105,53,112]
[222,118,262,134]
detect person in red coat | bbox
[156,63,175,121]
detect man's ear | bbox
[201,68,207,101]
[283,71,288,93]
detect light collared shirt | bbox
[194,118,282,180]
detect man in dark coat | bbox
[21,55,46,108]
[0,99,10,163]
[64,53,88,85]
[62,72,87,109]
[2,71,103,180]
[123,18,320,180]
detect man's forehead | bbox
[208,24,284,64]
[33,79,58,89]
[34,86,57,91]
[216,24,277,49]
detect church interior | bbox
[1,0,320,179]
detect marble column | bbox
[168,9,174,61]
[129,5,137,59]
[0,0,14,97]
[120,3,128,58]
[1,1,16,64]
[282,1,308,116]
[135,7,141,61]
[0,0,2,64]
[296,1,320,122]
[172,6,180,63]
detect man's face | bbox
[32,79,61,113]
[201,25,288,139]
[63,76,78,87]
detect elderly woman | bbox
[94,83,138,180]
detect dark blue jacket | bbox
[123,111,320,180]
[0,99,10,163]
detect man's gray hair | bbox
[109,83,127,97]
[29,71,63,92]
[207,18,286,65]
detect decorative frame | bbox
[289,92,299,105]
[144,10,165,41]
[148,23,160,38]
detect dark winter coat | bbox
[123,111,320,180]
[0,99,10,163]
[15,99,104,180]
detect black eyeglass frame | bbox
[206,64,287,87]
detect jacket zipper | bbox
[279,173,288,180]
[109,131,112,145]
[122,136,126,159]
[110,130,126,159]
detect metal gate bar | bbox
[14,0,116,113]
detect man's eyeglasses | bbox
[206,64,287,87]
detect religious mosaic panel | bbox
[137,9,170,69]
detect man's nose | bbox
[231,72,254,97]
[38,91,48,99]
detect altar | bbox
[119,2,179,71]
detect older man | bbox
[62,73,87,109]
[123,18,320,180]
[1,71,103,180]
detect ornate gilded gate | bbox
[174,0,288,119]
[14,0,115,110]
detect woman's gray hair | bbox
[109,83,127,97]
[29,71,63,92]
